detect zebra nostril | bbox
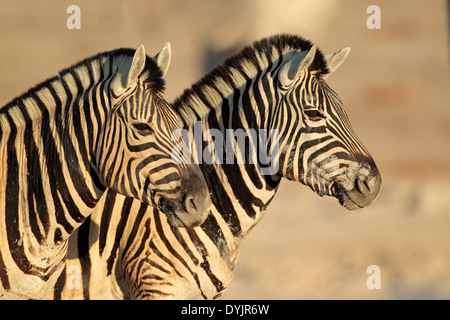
[355,175,369,194]
[189,197,197,211]
[182,194,198,213]
[355,172,381,200]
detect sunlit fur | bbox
[0,48,200,299]
[53,34,380,299]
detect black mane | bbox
[2,48,165,111]
[172,34,329,116]
[58,48,166,95]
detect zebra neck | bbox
[43,67,108,211]
[194,104,281,239]
[173,37,314,238]
[0,64,111,245]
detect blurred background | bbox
[1,0,449,299]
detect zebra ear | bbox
[126,44,147,87]
[153,42,171,78]
[322,47,351,79]
[110,45,147,97]
[279,45,317,85]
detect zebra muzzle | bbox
[157,166,211,228]
[331,159,381,210]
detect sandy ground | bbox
[0,0,449,299]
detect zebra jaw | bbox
[156,196,209,228]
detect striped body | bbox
[54,34,381,299]
[0,45,210,299]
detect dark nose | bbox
[180,166,211,215]
[333,156,382,210]
[169,166,211,227]
[353,167,382,207]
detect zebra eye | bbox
[304,109,324,121]
[132,122,154,136]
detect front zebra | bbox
[55,34,381,299]
[0,44,210,299]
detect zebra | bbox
[52,34,382,299]
[0,43,211,299]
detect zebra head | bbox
[96,44,211,227]
[277,43,381,210]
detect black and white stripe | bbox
[53,34,382,299]
[0,44,210,299]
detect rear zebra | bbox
[53,34,382,299]
[0,44,210,299]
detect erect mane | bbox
[59,48,165,94]
[1,48,165,113]
[172,34,329,125]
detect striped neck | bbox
[0,50,135,242]
[171,35,327,237]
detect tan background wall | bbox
[1,0,449,299]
